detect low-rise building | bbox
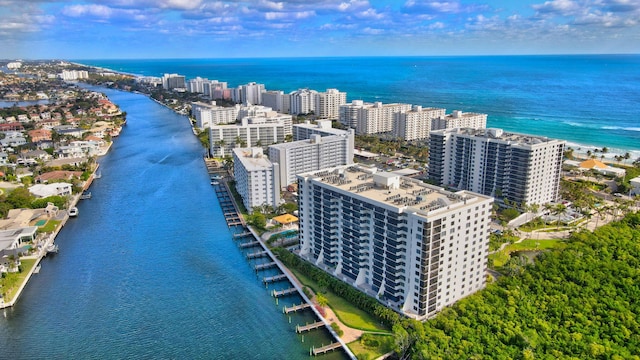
[29,182,73,198]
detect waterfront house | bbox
[29,182,73,198]
[0,227,37,273]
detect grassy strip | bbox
[490,239,566,268]
[347,333,394,360]
[38,220,60,233]
[289,267,389,333]
[1,258,37,302]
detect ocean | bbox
[78,55,640,158]
[0,87,345,359]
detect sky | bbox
[1,0,639,59]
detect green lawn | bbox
[38,220,60,233]
[1,258,37,302]
[490,239,566,268]
[348,334,394,360]
[289,268,390,333]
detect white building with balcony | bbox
[428,128,565,206]
[233,148,281,210]
[268,132,354,187]
[297,165,493,320]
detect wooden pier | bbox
[312,342,342,356]
[239,240,260,249]
[246,250,267,259]
[284,303,311,314]
[296,321,325,333]
[254,262,277,271]
[272,287,298,298]
[233,231,252,239]
[212,179,246,228]
[263,274,288,283]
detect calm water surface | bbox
[0,88,345,359]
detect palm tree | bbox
[553,204,567,226]
[623,152,631,165]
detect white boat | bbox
[68,207,78,217]
[80,191,92,200]
[46,244,59,254]
[94,171,102,179]
[211,181,219,186]
[211,175,223,180]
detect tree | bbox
[316,293,328,308]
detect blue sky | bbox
[2,0,639,59]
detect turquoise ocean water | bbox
[80,55,640,158]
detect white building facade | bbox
[297,165,493,319]
[233,148,281,210]
[209,117,291,157]
[339,101,413,135]
[191,102,239,129]
[393,106,446,141]
[428,128,565,206]
[314,89,347,120]
[431,111,487,131]
[268,133,354,187]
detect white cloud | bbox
[62,4,114,18]
[532,0,582,15]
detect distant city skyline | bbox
[2,0,639,59]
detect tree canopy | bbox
[405,213,640,359]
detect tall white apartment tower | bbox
[268,132,354,187]
[262,90,290,113]
[314,89,347,120]
[339,101,412,135]
[297,165,493,319]
[233,148,281,210]
[393,106,446,141]
[289,89,318,115]
[428,128,565,206]
[431,111,487,131]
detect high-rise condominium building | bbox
[191,102,239,129]
[293,120,350,141]
[232,82,265,105]
[393,106,446,141]
[339,101,412,135]
[233,148,280,210]
[289,89,318,115]
[315,89,347,120]
[162,73,186,90]
[262,90,290,113]
[268,131,354,187]
[209,117,291,157]
[297,165,493,319]
[431,111,487,131]
[428,128,565,206]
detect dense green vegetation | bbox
[406,213,640,359]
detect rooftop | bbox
[436,128,562,146]
[300,165,491,216]
[233,147,273,172]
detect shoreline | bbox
[0,134,117,308]
[74,61,640,160]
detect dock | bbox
[312,342,343,356]
[272,287,298,298]
[284,303,311,314]
[263,274,288,284]
[254,262,277,271]
[233,231,252,239]
[246,250,267,259]
[239,240,260,249]
[296,321,325,333]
